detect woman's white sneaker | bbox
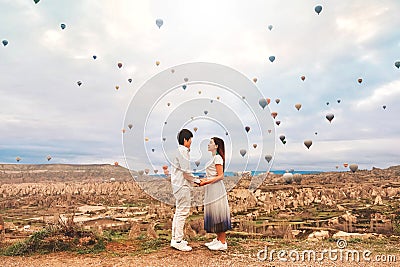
[208,240,227,251]
[205,238,218,247]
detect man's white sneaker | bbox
[171,240,192,251]
[170,239,188,246]
[208,240,227,251]
[205,238,218,247]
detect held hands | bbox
[199,178,208,186]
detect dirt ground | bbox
[1,239,399,267]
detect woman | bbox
[199,137,232,251]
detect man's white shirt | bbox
[171,145,199,193]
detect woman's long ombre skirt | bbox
[204,180,232,233]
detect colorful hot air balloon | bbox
[253,77,258,83]
[358,78,363,84]
[343,163,348,168]
[193,127,198,132]
[301,76,305,81]
[195,160,200,167]
[128,78,132,83]
[162,137,166,141]
[266,98,271,105]
[171,69,175,73]
[145,169,150,175]
[114,162,119,166]
[239,149,247,157]
[349,164,358,173]
[128,124,133,129]
[93,55,97,60]
[184,77,189,82]
[315,5,323,15]
[326,113,334,123]
[279,135,286,142]
[304,140,312,149]
[268,25,273,31]
[271,112,278,119]
[383,105,386,110]
[122,128,126,133]
[77,81,82,86]
[162,165,168,170]
[145,137,149,142]
[33,0,40,4]
[182,85,187,90]
[156,61,160,66]
[2,40,9,46]
[337,99,341,103]
[204,110,208,115]
[295,103,302,111]
[47,155,52,161]
[152,148,155,152]
[115,85,119,90]
[117,62,122,68]
[275,98,280,104]
[275,120,281,126]
[198,90,202,94]
[265,155,272,163]
[245,126,250,133]
[259,98,268,109]
[269,56,276,62]
[16,157,21,162]
[395,61,400,69]
[252,144,257,149]
[60,23,66,30]
[326,102,330,106]
[156,19,163,29]
[138,170,144,175]
[154,169,159,174]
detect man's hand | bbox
[199,178,208,186]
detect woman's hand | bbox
[199,178,208,186]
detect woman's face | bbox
[207,138,217,152]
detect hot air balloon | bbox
[182,85,187,90]
[269,56,275,62]
[217,96,220,100]
[253,144,257,149]
[242,96,246,100]
[164,121,167,125]
[184,78,189,82]
[383,105,386,110]
[259,98,268,109]
[326,113,334,123]
[266,98,271,105]
[167,102,170,106]
[115,85,119,90]
[152,148,155,152]
[358,78,363,84]
[171,69,175,73]
[315,5,322,15]
[162,137,166,141]
[195,160,200,167]
[225,131,229,136]
[279,135,286,142]
[268,25,273,31]
[47,155,52,161]
[162,165,168,170]
[343,163,348,168]
[275,98,280,104]
[193,127,198,132]
[138,170,144,175]
[395,61,400,69]
[93,55,97,60]
[295,103,302,111]
[253,77,258,83]
[114,162,119,166]
[304,140,312,149]
[210,100,214,103]
[245,126,250,133]
[335,165,339,169]
[156,19,163,29]
[128,124,133,129]
[77,81,82,86]
[301,76,305,81]
[154,169,159,174]
[122,128,126,133]
[117,62,122,68]
[349,164,358,173]
[337,99,341,103]
[128,78,132,83]
[265,155,272,163]
[156,61,160,66]
[326,102,330,106]
[34,0,40,3]
[239,149,247,157]
[268,129,272,134]
[198,90,202,94]
[145,137,149,142]
[2,40,9,46]
[276,120,281,126]
[315,132,318,135]
[16,157,21,162]
[145,169,150,175]
[60,23,66,30]
[204,110,208,115]
[271,112,278,119]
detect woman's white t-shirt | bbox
[205,154,223,178]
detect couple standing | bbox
[170,129,232,251]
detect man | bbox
[170,129,201,251]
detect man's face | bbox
[184,137,192,148]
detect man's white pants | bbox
[172,186,191,242]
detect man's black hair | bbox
[177,129,193,145]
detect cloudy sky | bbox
[1,0,399,172]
